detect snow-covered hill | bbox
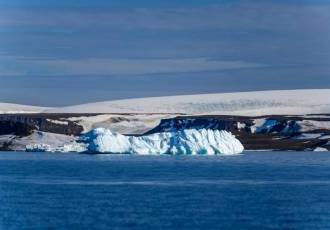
[0,103,47,114]
[1,89,330,116]
[45,89,330,116]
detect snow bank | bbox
[80,128,244,155]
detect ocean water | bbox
[1,151,330,229]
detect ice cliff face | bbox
[79,128,244,155]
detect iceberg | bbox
[80,128,244,155]
[25,128,244,155]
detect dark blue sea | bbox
[1,151,330,230]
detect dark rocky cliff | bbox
[146,115,330,151]
[0,114,84,136]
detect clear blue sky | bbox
[0,0,330,106]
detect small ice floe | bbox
[313,147,328,152]
[26,144,52,152]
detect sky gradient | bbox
[1,0,330,106]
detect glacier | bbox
[25,128,244,155]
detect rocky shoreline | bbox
[0,113,329,151]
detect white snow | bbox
[250,119,267,134]
[237,122,246,130]
[66,115,114,132]
[45,89,330,116]
[67,114,172,134]
[0,103,48,114]
[2,89,330,116]
[79,128,244,155]
[13,131,76,151]
[303,115,330,119]
[297,120,330,132]
[46,119,69,125]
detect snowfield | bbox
[26,128,244,155]
[0,103,47,114]
[2,89,330,116]
[44,89,330,116]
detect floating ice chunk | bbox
[313,147,328,152]
[26,144,52,152]
[59,143,87,152]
